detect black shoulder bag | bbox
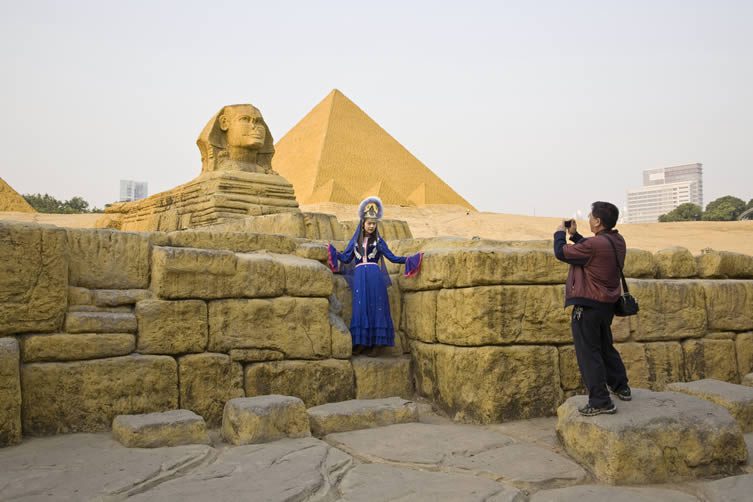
[604,235,639,317]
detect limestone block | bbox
[667,379,753,432]
[413,341,561,423]
[22,355,178,434]
[329,313,352,359]
[655,247,698,278]
[630,280,707,341]
[221,212,344,240]
[178,353,244,427]
[558,346,583,391]
[611,315,631,342]
[0,222,67,335]
[307,397,419,437]
[697,249,753,279]
[736,333,753,378]
[683,338,739,383]
[64,311,137,333]
[615,342,650,389]
[66,228,150,288]
[401,290,437,343]
[623,249,657,278]
[136,300,207,354]
[436,285,570,345]
[68,286,93,306]
[208,297,331,358]
[244,359,354,407]
[165,230,297,255]
[228,348,284,362]
[221,395,310,445]
[93,289,150,307]
[22,333,135,362]
[268,252,332,297]
[702,280,753,331]
[112,409,210,448]
[0,338,21,446]
[411,342,439,400]
[644,341,684,390]
[294,241,328,263]
[352,356,413,400]
[150,246,284,300]
[399,247,568,291]
[556,389,747,483]
[332,275,352,325]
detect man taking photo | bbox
[553,201,631,416]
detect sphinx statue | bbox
[98,103,299,231]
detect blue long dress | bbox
[328,235,422,347]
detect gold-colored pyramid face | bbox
[0,177,35,212]
[273,89,475,210]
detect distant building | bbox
[119,180,148,202]
[626,163,703,223]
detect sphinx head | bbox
[197,104,275,174]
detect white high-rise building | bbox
[119,180,148,202]
[626,163,703,223]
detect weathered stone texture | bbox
[644,341,684,390]
[244,359,354,407]
[64,311,137,334]
[655,247,697,278]
[332,275,352,325]
[683,338,739,383]
[22,355,178,434]
[400,247,568,291]
[307,397,418,437]
[178,353,244,427]
[0,223,67,335]
[615,342,650,389]
[736,332,753,378]
[630,280,707,341]
[329,313,352,359]
[22,333,135,362]
[112,409,210,448]
[164,230,297,255]
[401,290,437,343]
[352,356,413,400]
[208,297,331,358]
[623,249,657,278]
[436,285,570,345]
[68,286,92,306]
[557,389,747,483]
[0,338,22,446]
[269,252,332,297]
[66,228,150,288]
[136,300,207,354]
[667,379,753,432]
[413,342,561,423]
[703,280,753,331]
[221,395,310,445]
[228,348,284,362]
[93,289,150,307]
[697,250,753,279]
[558,346,583,391]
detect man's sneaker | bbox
[578,403,617,416]
[608,385,632,401]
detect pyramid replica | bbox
[98,104,299,231]
[0,177,35,212]
[273,90,475,210]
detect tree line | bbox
[23,193,104,214]
[659,196,753,222]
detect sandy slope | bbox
[2,205,752,255]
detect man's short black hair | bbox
[591,201,619,229]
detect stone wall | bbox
[2,220,753,443]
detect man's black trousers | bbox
[571,305,629,408]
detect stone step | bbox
[21,333,135,362]
[64,311,137,333]
[556,389,747,484]
[307,397,418,437]
[221,395,310,446]
[112,409,210,448]
[667,379,753,432]
[352,356,413,400]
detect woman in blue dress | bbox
[328,197,423,356]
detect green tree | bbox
[23,193,101,214]
[659,203,703,222]
[701,195,747,221]
[747,198,753,211]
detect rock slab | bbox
[112,409,210,448]
[668,379,753,432]
[307,397,418,436]
[556,389,747,484]
[221,395,310,445]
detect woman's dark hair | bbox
[591,201,619,229]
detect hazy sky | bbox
[2,0,752,217]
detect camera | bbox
[564,219,572,228]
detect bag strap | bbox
[603,234,630,294]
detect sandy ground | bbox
[2,205,752,255]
